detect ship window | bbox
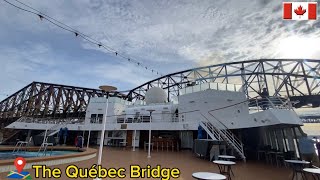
[121,124,127,129]
[90,114,97,123]
[97,114,103,123]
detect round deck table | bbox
[213,160,236,180]
[218,156,236,175]
[303,168,320,180]
[218,155,236,160]
[285,160,310,180]
[192,172,226,180]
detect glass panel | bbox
[201,83,210,91]
[217,83,226,91]
[193,84,200,92]
[226,84,235,92]
[185,86,193,94]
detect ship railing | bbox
[179,82,243,95]
[89,111,195,124]
[248,96,294,112]
[16,116,85,124]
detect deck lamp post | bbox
[146,109,155,158]
[94,85,117,180]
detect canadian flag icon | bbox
[283,2,317,20]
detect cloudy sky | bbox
[1,0,320,100]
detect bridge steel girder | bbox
[1,59,320,123]
[127,59,320,107]
[0,82,125,122]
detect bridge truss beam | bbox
[127,59,320,108]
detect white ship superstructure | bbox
[7,82,305,160]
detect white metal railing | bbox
[248,96,294,113]
[16,117,85,124]
[200,112,246,161]
[199,121,221,141]
[179,82,243,95]
[39,121,70,145]
[90,115,180,124]
[89,111,193,125]
[37,137,53,157]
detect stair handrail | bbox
[206,96,258,144]
[199,121,221,141]
[207,111,243,145]
[1,130,21,144]
[41,120,69,145]
[199,113,244,153]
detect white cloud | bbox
[1,0,320,100]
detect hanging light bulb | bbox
[38,14,44,20]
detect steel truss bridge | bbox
[0,82,125,125]
[0,59,320,123]
[300,115,320,123]
[127,59,320,108]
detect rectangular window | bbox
[98,114,103,123]
[90,114,97,123]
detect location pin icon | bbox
[14,157,26,173]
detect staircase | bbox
[199,121,222,141]
[38,128,60,137]
[1,129,22,145]
[199,113,246,161]
[37,122,65,145]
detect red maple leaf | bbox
[294,5,306,16]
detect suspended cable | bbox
[2,0,163,76]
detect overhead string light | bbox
[2,0,163,76]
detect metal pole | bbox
[43,126,48,144]
[97,98,109,165]
[82,130,85,148]
[87,123,91,149]
[133,130,136,151]
[148,111,153,158]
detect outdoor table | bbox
[218,155,236,161]
[303,168,320,180]
[285,160,310,180]
[213,160,236,180]
[192,172,226,180]
[218,156,236,176]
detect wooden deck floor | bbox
[0,147,313,180]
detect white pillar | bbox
[97,99,109,165]
[87,124,91,149]
[82,131,85,148]
[147,110,154,158]
[148,115,152,158]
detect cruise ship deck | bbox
[0,147,318,180]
